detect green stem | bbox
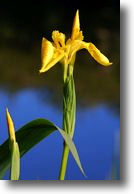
[58,143,69,180]
[59,55,76,180]
[59,74,76,180]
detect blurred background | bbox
[0,0,120,180]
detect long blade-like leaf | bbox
[10,142,20,180]
[0,119,56,179]
[57,128,85,177]
[6,108,20,180]
[0,118,85,179]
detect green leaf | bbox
[0,119,56,179]
[0,118,85,179]
[10,141,20,180]
[6,108,20,180]
[58,128,86,177]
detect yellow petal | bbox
[40,51,64,73]
[71,10,83,41]
[40,37,55,72]
[52,31,65,48]
[88,43,112,66]
[66,40,83,64]
[6,108,16,142]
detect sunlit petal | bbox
[88,43,112,66]
[40,51,64,73]
[71,10,83,41]
[40,37,55,72]
[66,40,84,64]
[52,31,65,48]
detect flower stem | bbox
[59,73,76,180]
[58,143,69,180]
[59,55,76,180]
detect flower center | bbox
[52,31,65,49]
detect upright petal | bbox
[71,10,83,41]
[40,37,55,73]
[88,43,112,66]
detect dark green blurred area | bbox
[0,0,120,110]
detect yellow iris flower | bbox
[39,10,112,73]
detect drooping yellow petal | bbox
[88,43,112,66]
[40,37,55,73]
[6,108,16,142]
